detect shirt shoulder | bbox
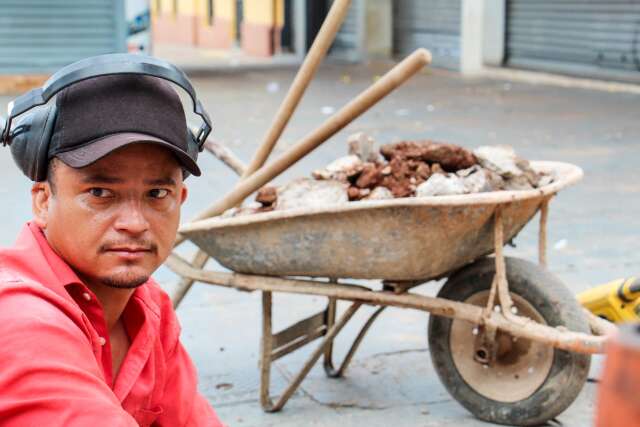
[0,276,86,331]
[0,245,87,336]
[0,248,28,283]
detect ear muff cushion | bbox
[10,105,57,182]
[182,129,201,179]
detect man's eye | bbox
[89,188,113,198]
[149,189,169,199]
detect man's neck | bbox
[86,284,135,331]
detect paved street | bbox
[1,60,638,426]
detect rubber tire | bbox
[428,257,591,426]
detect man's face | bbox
[32,143,188,289]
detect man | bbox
[0,72,224,426]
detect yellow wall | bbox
[243,0,284,26]
[194,0,235,23]
[151,0,199,17]
[152,1,284,26]
[180,0,198,16]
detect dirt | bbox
[343,140,476,199]
[256,186,277,206]
[253,139,548,209]
[380,140,477,172]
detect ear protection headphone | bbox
[1,53,212,181]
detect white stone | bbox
[312,155,363,181]
[348,132,379,163]
[416,174,466,197]
[474,145,522,178]
[364,186,394,200]
[326,155,362,173]
[457,165,493,193]
[276,179,348,211]
[504,175,534,191]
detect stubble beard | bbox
[100,273,149,289]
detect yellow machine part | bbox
[578,277,640,324]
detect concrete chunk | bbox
[416,174,466,197]
[276,178,348,210]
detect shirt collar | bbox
[26,221,84,289]
[20,222,158,315]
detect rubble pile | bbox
[225,133,554,217]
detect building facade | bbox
[150,0,640,83]
[151,0,285,56]
[0,0,127,74]
[361,0,640,83]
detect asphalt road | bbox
[1,61,638,426]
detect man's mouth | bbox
[107,246,151,252]
[101,243,157,260]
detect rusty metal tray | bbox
[180,161,582,281]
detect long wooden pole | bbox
[172,48,431,305]
[171,0,353,307]
[177,48,432,238]
[243,0,353,178]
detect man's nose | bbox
[114,201,150,234]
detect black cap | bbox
[49,74,201,176]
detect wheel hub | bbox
[449,290,555,403]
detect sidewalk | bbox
[152,43,302,75]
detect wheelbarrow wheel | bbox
[428,257,591,426]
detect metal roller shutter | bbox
[393,0,462,69]
[330,0,363,61]
[506,0,640,82]
[0,0,126,74]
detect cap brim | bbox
[55,132,201,176]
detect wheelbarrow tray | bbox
[180,161,582,281]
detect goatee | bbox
[100,275,149,289]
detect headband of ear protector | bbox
[0,53,212,181]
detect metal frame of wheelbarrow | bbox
[166,200,612,412]
[164,0,613,411]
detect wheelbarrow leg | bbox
[323,299,387,378]
[259,291,274,410]
[538,197,551,268]
[322,297,338,375]
[259,290,362,412]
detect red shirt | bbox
[0,223,224,426]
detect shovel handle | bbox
[242,0,353,178]
[177,48,432,237]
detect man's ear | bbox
[180,184,188,205]
[32,182,51,228]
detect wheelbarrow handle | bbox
[176,48,432,240]
[242,0,353,179]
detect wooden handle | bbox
[203,139,247,176]
[176,48,432,238]
[241,0,353,178]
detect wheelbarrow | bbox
[168,160,611,426]
[167,1,611,423]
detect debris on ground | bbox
[225,133,555,216]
